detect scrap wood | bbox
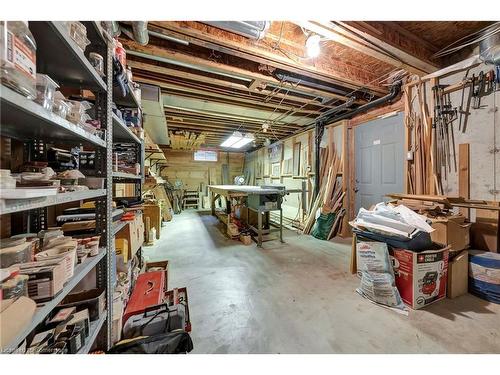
[388,193,500,211]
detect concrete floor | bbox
[144,211,500,354]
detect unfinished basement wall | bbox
[161,149,245,192]
[439,63,499,201]
[407,61,499,201]
[244,122,346,225]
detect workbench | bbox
[208,185,286,247]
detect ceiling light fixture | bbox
[305,34,321,58]
[220,131,255,149]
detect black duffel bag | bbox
[108,331,193,354]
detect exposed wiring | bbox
[432,22,500,58]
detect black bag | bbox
[122,303,186,339]
[108,331,193,354]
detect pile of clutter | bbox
[351,198,500,312]
[351,202,447,312]
[0,229,104,353]
[1,229,101,302]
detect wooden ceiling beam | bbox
[337,22,440,74]
[148,22,387,95]
[126,53,360,105]
[296,21,437,76]
[134,75,321,115]
[167,121,291,135]
[129,60,364,108]
[164,111,302,130]
[163,104,303,127]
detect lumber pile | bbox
[303,141,345,240]
[404,81,436,195]
[168,130,206,150]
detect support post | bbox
[314,119,325,200]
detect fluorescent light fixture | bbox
[220,131,255,149]
[306,34,321,58]
[220,131,243,147]
[232,133,255,148]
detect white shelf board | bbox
[0,189,107,215]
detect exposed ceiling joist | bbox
[134,76,322,115]
[163,112,302,133]
[148,22,387,96]
[126,53,362,105]
[294,21,439,76]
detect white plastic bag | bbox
[356,241,407,313]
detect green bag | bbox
[311,212,335,240]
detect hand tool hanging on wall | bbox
[472,71,487,109]
[432,84,458,184]
[458,70,473,133]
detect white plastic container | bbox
[67,100,91,124]
[52,91,71,119]
[65,22,90,52]
[35,73,59,111]
[0,21,37,99]
[0,169,16,189]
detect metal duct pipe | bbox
[204,21,270,40]
[480,33,500,65]
[113,22,149,45]
[111,21,121,37]
[148,30,189,46]
[274,71,352,97]
[312,80,402,199]
[131,21,149,46]
[323,80,402,124]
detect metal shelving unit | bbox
[112,171,142,180]
[112,113,141,144]
[112,220,128,235]
[4,249,107,353]
[78,310,107,354]
[113,81,141,108]
[0,21,114,353]
[0,189,106,216]
[28,21,107,91]
[0,87,106,148]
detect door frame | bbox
[346,100,405,227]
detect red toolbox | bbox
[123,271,165,325]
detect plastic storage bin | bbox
[52,91,72,119]
[0,21,37,99]
[67,100,92,124]
[89,52,104,76]
[65,22,90,53]
[35,74,59,111]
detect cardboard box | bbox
[391,245,450,309]
[19,259,66,302]
[470,203,499,252]
[447,250,468,299]
[430,215,471,251]
[116,213,144,260]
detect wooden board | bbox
[458,144,470,218]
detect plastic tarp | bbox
[350,202,433,240]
